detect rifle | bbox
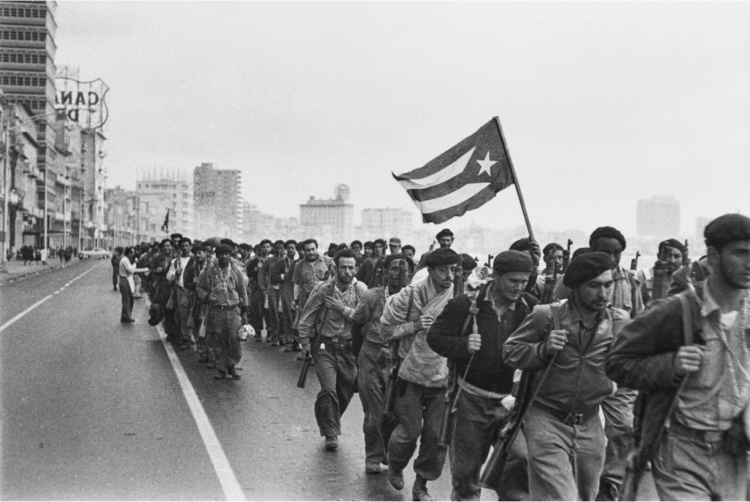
[381,267,413,429]
[453,263,465,296]
[630,251,640,271]
[480,304,562,491]
[683,239,690,267]
[562,239,572,272]
[429,240,437,251]
[619,292,694,501]
[486,254,494,268]
[438,299,478,448]
[297,274,335,389]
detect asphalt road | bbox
[0,263,658,500]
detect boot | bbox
[412,474,433,501]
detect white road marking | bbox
[0,264,99,334]
[146,301,246,501]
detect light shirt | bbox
[167,255,192,288]
[677,286,750,431]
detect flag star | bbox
[476,151,497,176]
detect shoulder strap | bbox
[550,302,562,331]
[678,291,694,347]
[405,287,415,320]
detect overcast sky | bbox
[54,1,750,237]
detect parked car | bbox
[79,248,111,260]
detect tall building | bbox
[299,184,353,244]
[636,195,680,237]
[136,170,194,239]
[193,162,242,240]
[361,207,413,242]
[103,186,138,249]
[0,1,60,251]
[242,201,275,244]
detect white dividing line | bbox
[0,263,99,334]
[147,302,246,501]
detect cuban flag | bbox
[393,118,516,224]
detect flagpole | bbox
[493,116,535,242]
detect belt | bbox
[323,337,352,346]
[211,304,239,311]
[533,401,599,426]
[670,420,725,444]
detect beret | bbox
[509,237,532,252]
[563,252,613,288]
[704,213,750,248]
[589,226,626,251]
[425,248,460,267]
[460,253,478,271]
[402,244,416,254]
[493,250,534,275]
[543,242,563,256]
[658,239,686,255]
[214,244,233,255]
[170,233,183,239]
[191,244,209,254]
[389,237,401,245]
[384,253,405,269]
[436,229,454,240]
[204,237,222,248]
[220,238,234,246]
[571,247,592,262]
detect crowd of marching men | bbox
[110,214,750,502]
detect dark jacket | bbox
[504,298,630,414]
[427,284,535,395]
[605,284,708,459]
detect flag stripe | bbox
[414,183,490,214]
[394,147,475,189]
[421,184,501,224]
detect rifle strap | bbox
[662,292,695,430]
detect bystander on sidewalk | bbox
[0,257,85,286]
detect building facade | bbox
[103,186,138,249]
[361,207,413,242]
[299,184,353,244]
[636,195,680,237]
[0,1,60,255]
[136,170,194,240]
[193,162,242,240]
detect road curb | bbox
[0,259,89,287]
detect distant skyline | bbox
[54,2,750,237]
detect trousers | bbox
[599,387,637,494]
[358,341,398,466]
[388,381,447,481]
[280,291,297,348]
[119,277,134,321]
[174,287,195,345]
[652,426,749,501]
[206,306,242,373]
[524,403,606,501]
[267,287,282,343]
[314,340,358,437]
[449,388,529,501]
[249,287,266,336]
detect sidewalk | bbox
[0,257,87,285]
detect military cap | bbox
[658,239,686,256]
[170,233,183,240]
[509,237,532,252]
[425,248,460,267]
[384,253,406,269]
[704,213,750,248]
[543,242,563,256]
[460,253,478,271]
[436,228,454,240]
[214,244,233,255]
[589,226,626,251]
[389,237,402,245]
[493,250,534,276]
[563,252,613,288]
